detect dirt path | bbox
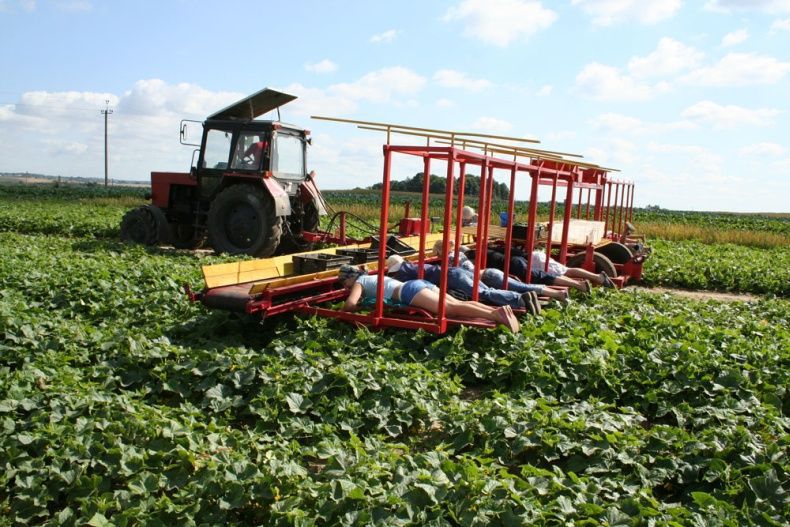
[624,286,760,302]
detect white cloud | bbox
[681,100,780,129]
[443,0,557,47]
[281,83,357,118]
[119,79,241,117]
[739,142,786,156]
[682,52,790,85]
[721,28,748,46]
[628,38,704,78]
[433,69,492,91]
[571,0,682,25]
[705,0,790,13]
[575,62,670,101]
[771,17,790,31]
[370,29,398,44]
[304,59,338,74]
[468,116,513,133]
[536,84,553,96]
[591,112,696,134]
[436,98,455,108]
[329,67,426,104]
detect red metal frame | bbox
[193,140,644,334]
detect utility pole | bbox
[100,100,113,187]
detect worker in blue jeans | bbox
[433,240,570,304]
[386,254,541,315]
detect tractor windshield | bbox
[231,132,268,171]
[271,133,305,180]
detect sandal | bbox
[495,307,520,333]
[599,272,615,289]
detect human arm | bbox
[342,282,364,312]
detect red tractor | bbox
[120,88,326,256]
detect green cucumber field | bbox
[1,184,789,526]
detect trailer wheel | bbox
[207,184,282,257]
[595,242,633,265]
[566,251,618,277]
[120,205,170,246]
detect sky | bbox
[0,0,789,213]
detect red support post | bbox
[501,165,518,290]
[436,156,456,333]
[559,171,574,264]
[603,181,612,236]
[374,146,393,323]
[453,162,467,267]
[417,156,432,279]
[618,181,627,236]
[585,188,591,220]
[628,182,635,222]
[611,182,620,238]
[576,185,583,218]
[544,169,559,272]
[471,159,489,300]
[524,162,543,283]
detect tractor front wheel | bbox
[207,184,282,257]
[120,205,170,246]
[566,251,617,277]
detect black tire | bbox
[120,205,170,246]
[302,201,320,233]
[207,184,282,257]
[171,222,204,250]
[566,251,618,277]
[595,242,633,265]
[277,201,320,255]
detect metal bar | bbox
[611,182,620,238]
[618,181,627,235]
[436,156,456,334]
[471,158,489,300]
[374,146,393,322]
[524,162,543,283]
[311,115,540,144]
[585,188,592,220]
[480,165,495,271]
[628,182,635,223]
[453,162,467,267]
[559,171,574,264]
[417,155,432,279]
[576,185,583,219]
[593,176,604,221]
[545,169,560,272]
[603,181,612,236]
[501,163,518,290]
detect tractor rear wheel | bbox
[566,251,618,277]
[207,184,282,257]
[595,242,633,264]
[120,205,170,246]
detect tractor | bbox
[120,88,326,256]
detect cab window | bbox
[202,129,232,170]
[271,133,304,179]
[231,132,268,170]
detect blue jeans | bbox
[446,268,524,308]
[400,279,437,305]
[480,268,544,294]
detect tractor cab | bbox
[121,87,326,257]
[190,88,310,200]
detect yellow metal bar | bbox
[312,115,540,144]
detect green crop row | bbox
[642,239,790,296]
[1,232,788,525]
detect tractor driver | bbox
[239,136,268,168]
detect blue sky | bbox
[1,0,788,212]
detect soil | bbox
[624,286,759,303]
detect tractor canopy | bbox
[207,88,297,121]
